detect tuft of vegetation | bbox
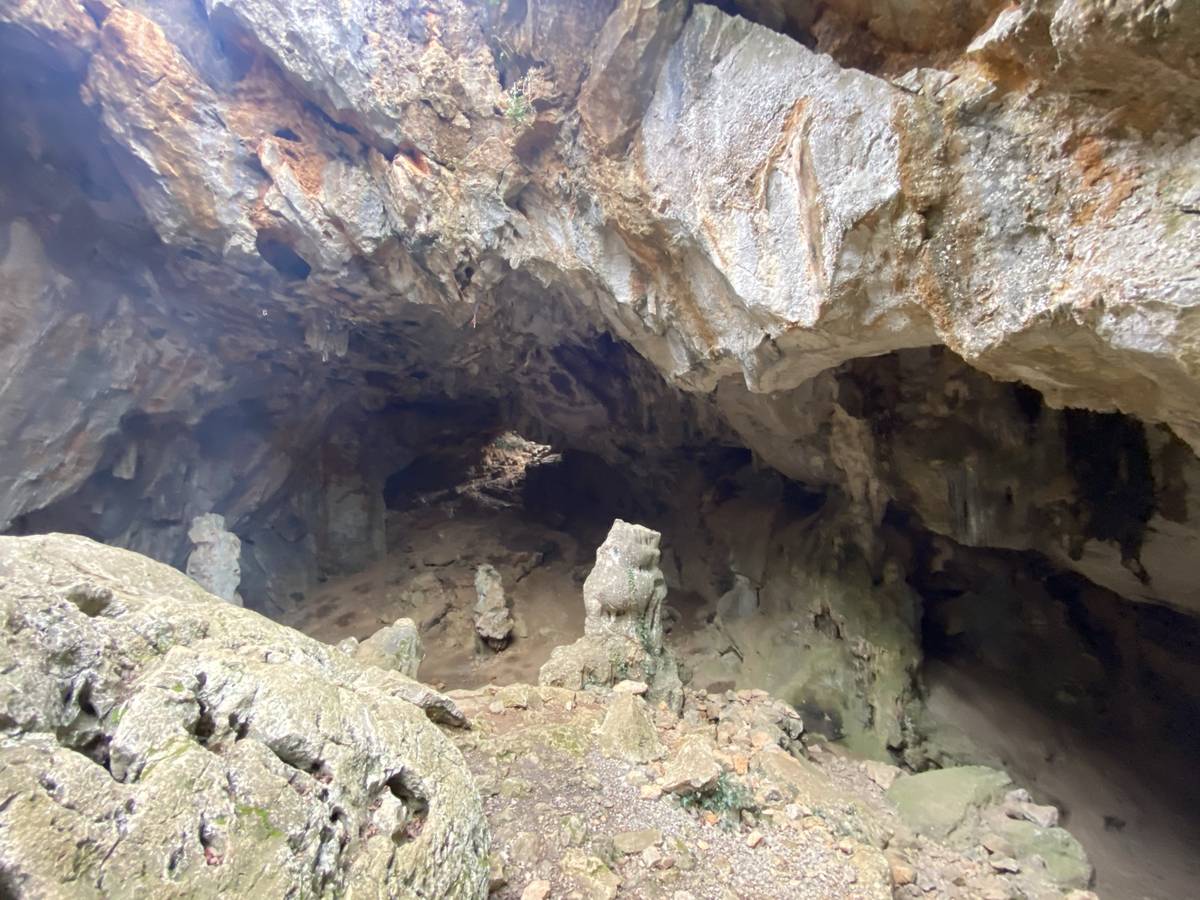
[675,772,756,828]
[504,85,532,125]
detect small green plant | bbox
[503,85,532,125]
[676,772,756,829]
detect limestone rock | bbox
[0,533,488,897]
[560,848,620,900]
[1003,789,1060,829]
[583,519,667,646]
[578,0,688,154]
[659,735,723,795]
[353,616,423,679]
[185,513,242,605]
[716,573,759,620]
[990,817,1093,890]
[596,692,664,763]
[540,520,682,709]
[613,828,661,855]
[863,759,903,792]
[716,695,804,754]
[886,766,1013,840]
[474,563,514,650]
[1,0,1199,642]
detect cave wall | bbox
[2,0,1199,769]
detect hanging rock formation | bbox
[0,0,1196,620]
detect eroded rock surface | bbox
[353,616,424,679]
[540,520,682,709]
[184,512,242,604]
[0,533,488,898]
[0,0,1197,631]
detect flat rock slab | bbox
[886,765,1013,840]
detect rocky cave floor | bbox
[279,438,1200,900]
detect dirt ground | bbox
[285,502,589,688]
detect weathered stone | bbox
[863,759,902,792]
[886,767,1013,841]
[474,563,514,649]
[596,693,664,763]
[659,735,723,795]
[352,616,423,678]
[578,0,688,153]
[560,848,621,900]
[184,513,242,605]
[0,534,488,898]
[612,679,649,695]
[613,828,661,855]
[1005,796,1060,830]
[992,817,1093,890]
[541,520,682,709]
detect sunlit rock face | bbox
[0,0,1198,746]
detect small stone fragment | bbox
[981,833,1015,857]
[863,759,903,791]
[560,849,620,900]
[488,853,507,891]
[614,828,661,854]
[521,880,551,900]
[745,830,764,848]
[889,860,916,886]
[613,680,649,695]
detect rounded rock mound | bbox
[0,533,489,899]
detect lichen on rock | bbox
[0,534,489,898]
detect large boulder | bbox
[0,533,489,898]
[539,520,682,709]
[886,765,1013,840]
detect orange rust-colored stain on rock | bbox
[616,222,722,353]
[395,144,431,177]
[268,137,326,195]
[1070,135,1139,225]
[86,8,222,235]
[95,8,197,101]
[751,97,810,207]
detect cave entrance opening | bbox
[282,425,663,689]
